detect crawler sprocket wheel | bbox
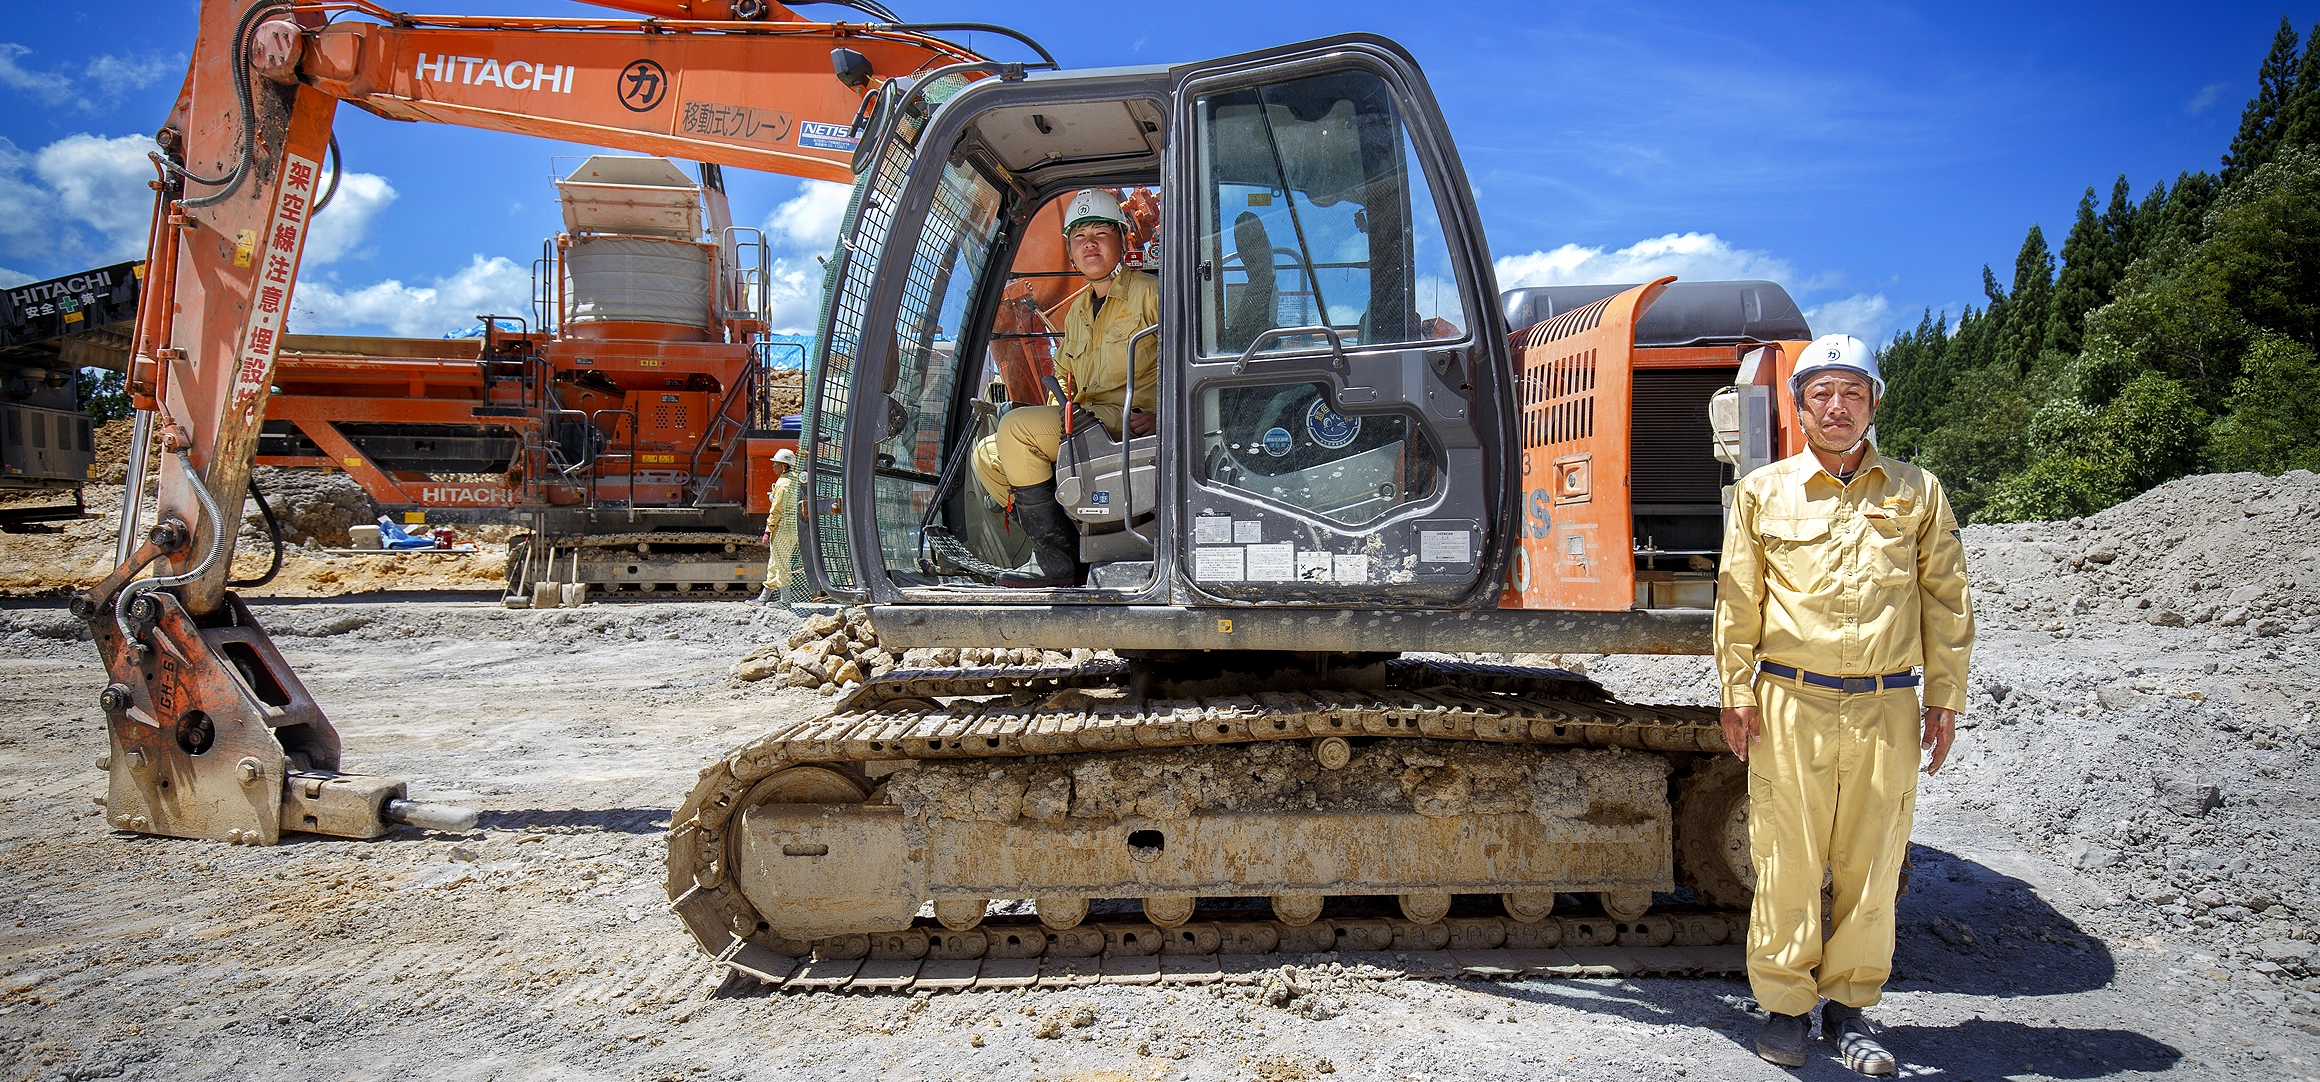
[665,737,871,956]
[1674,755,1755,909]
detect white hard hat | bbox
[1789,334,1884,399]
[1061,189,1128,236]
[772,448,797,467]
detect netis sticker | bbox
[799,121,859,152]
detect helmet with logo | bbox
[1788,333,1884,399]
[1060,189,1129,237]
[772,448,797,467]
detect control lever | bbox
[1041,373,1072,434]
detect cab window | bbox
[1193,69,1467,357]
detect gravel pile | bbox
[1947,470,2320,991]
[732,607,901,691]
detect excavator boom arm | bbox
[297,3,987,184]
[86,0,999,848]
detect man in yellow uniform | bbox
[1715,333,1973,1075]
[751,448,798,605]
[971,189,1159,587]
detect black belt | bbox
[1757,661,1919,693]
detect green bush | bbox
[2208,333,2320,473]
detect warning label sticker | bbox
[1194,547,1244,581]
[1419,530,1472,564]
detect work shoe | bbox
[1755,1010,1810,1068]
[1822,1002,1897,1076]
[747,588,776,605]
[995,480,1082,588]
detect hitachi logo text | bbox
[413,54,572,93]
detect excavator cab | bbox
[801,35,1513,613]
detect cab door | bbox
[1167,37,1514,607]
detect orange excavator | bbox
[77,0,1043,842]
[89,0,1851,990]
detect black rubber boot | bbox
[1823,1002,1896,1076]
[1755,1010,1810,1068]
[995,480,1082,588]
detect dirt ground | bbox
[2,471,2318,1081]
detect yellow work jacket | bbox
[765,473,800,554]
[1055,269,1161,438]
[1714,445,1974,713]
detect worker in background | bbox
[751,448,799,605]
[970,188,1160,588]
[1714,334,1973,1075]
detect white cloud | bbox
[763,180,850,252]
[1804,293,1896,345]
[0,43,176,112]
[0,43,74,106]
[35,133,157,259]
[289,255,531,338]
[0,132,157,270]
[302,171,396,265]
[1496,231,1902,345]
[0,266,28,287]
[760,258,825,334]
[2183,81,2230,117]
[1493,232,1794,290]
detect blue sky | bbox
[3,0,2315,345]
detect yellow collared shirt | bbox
[1055,269,1161,437]
[1713,445,1974,712]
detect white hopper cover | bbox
[566,236,711,328]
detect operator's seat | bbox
[1050,413,1157,568]
[1223,211,1277,352]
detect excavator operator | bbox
[971,188,1160,588]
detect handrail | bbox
[685,362,761,506]
[589,408,637,508]
[1231,325,1349,375]
[1120,323,1157,547]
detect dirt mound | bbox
[244,466,376,547]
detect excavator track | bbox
[666,658,1752,994]
[509,532,768,600]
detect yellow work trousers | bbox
[1745,676,1920,1017]
[763,528,797,589]
[971,405,1064,500]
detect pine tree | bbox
[2222,17,2301,185]
[2047,188,2111,355]
[2280,22,2320,149]
[2101,176,2141,279]
[1999,225,2054,373]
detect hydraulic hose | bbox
[175,0,292,207]
[311,131,342,215]
[228,474,284,589]
[116,450,229,646]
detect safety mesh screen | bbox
[874,159,1004,573]
[800,77,969,598]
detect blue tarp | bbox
[375,516,437,550]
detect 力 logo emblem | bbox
[618,60,668,112]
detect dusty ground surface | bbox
[3,472,2319,1081]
